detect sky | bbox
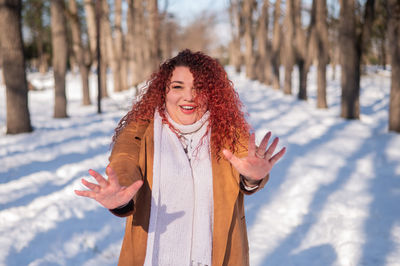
[165,0,229,25]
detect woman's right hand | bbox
[74,166,143,210]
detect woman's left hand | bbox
[223,132,286,182]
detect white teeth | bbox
[181,106,194,110]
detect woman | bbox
[75,49,285,266]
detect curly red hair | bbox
[113,49,249,158]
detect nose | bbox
[183,87,195,101]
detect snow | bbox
[1,66,399,266]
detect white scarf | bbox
[144,110,214,266]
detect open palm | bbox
[74,166,143,209]
[223,132,286,181]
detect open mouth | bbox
[180,105,196,114]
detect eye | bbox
[172,85,183,89]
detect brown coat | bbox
[108,119,268,266]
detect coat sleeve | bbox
[108,120,149,217]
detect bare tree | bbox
[115,0,128,91]
[97,0,108,98]
[68,0,91,105]
[158,1,172,61]
[177,12,217,54]
[243,0,256,79]
[339,0,374,119]
[271,0,282,90]
[283,0,295,94]
[339,0,358,118]
[159,12,178,61]
[51,0,68,118]
[83,0,108,98]
[316,0,329,108]
[100,0,119,93]
[131,0,146,86]
[147,0,161,73]
[387,0,400,132]
[229,0,243,73]
[84,0,97,58]
[255,0,271,84]
[328,2,339,81]
[23,0,49,74]
[294,0,315,100]
[126,0,136,89]
[0,0,32,134]
[372,0,388,70]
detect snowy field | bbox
[0,66,399,266]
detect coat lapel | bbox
[140,120,154,191]
[211,151,240,265]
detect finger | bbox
[106,166,119,186]
[81,178,101,192]
[223,149,242,168]
[258,131,271,152]
[269,147,286,165]
[222,149,233,160]
[74,189,96,199]
[265,137,279,158]
[125,180,144,196]
[88,169,108,188]
[248,133,256,156]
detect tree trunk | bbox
[271,0,281,90]
[295,0,308,100]
[229,0,243,73]
[101,0,120,92]
[136,0,146,83]
[147,0,161,73]
[339,0,361,119]
[243,0,256,79]
[329,24,339,81]
[0,0,32,134]
[316,0,329,108]
[339,0,374,119]
[330,38,339,81]
[388,0,400,132]
[100,25,108,98]
[159,12,174,62]
[256,0,271,84]
[159,12,176,62]
[296,0,316,101]
[51,0,68,118]
[24,0,48,74]
[380,37,386,70]
[283,0,295,94]
[126,0,144,92]
[298,60,307,99]
[84,0,97,61]
[115,0,128,91]
[68,0,91,106]
[126,0,135,89]
[35,14,48,74]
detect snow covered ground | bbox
[0,66,399,266]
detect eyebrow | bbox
[170,81,184,84]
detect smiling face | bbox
[165,66,207,125]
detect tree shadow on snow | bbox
[246,119,349,265]
[244,93,395,265]
[5,207,124,266]
[358,132,400,266]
